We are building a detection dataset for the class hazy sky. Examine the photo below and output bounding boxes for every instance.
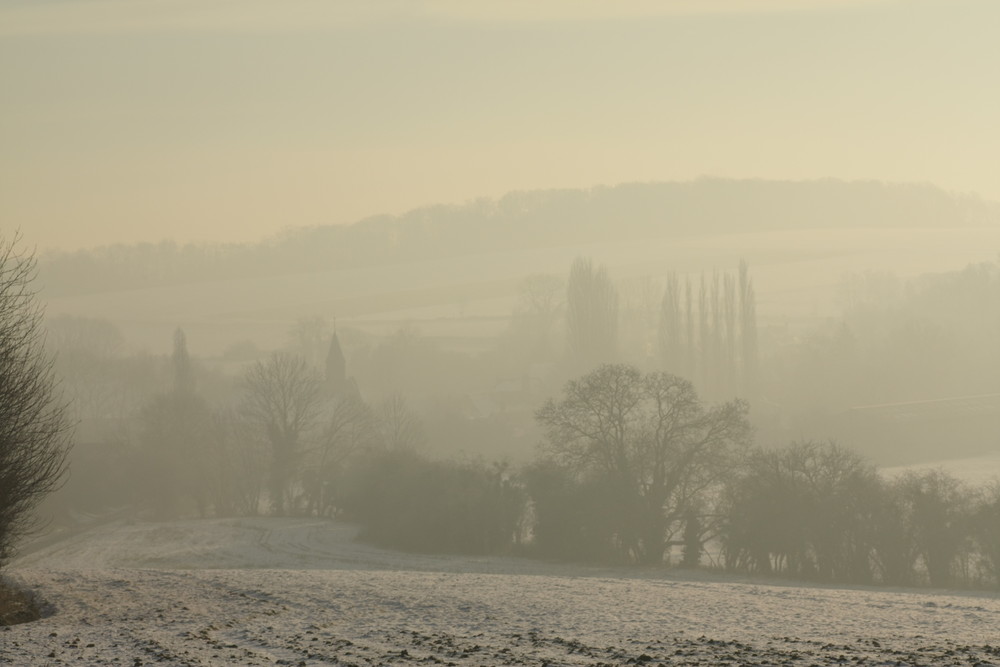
[2,0,998,252]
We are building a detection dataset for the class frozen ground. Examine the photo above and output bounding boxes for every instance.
[882,453,1000,486]
[6,518,1000,666]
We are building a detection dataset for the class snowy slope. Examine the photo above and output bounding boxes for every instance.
[5,518,1000,666]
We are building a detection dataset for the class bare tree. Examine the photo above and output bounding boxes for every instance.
[0,235,73,566]
[721,441,882,582]
[241,353,324,515]
[224,408,269,516]
[893,468,972,588]
[302,394,380,516]
[46,315,124,360]
[45,315,127,430]
[512,273,565,359]
[376,393,425,451]
[517,274,565,325]
[536,363,750,565]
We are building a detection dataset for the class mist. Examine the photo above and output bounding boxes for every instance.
[28,177,1000,572]
[3,0,1000,663]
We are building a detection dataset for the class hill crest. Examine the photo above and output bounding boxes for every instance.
[40,178,999,297]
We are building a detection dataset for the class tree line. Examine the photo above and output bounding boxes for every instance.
[39,179,995,297]
[562,256,759,403]
[130,336,1000,590]
[720,442,1000,587]
[343,365,1000,590]
[132,330,430,520]
[6,229,999,595]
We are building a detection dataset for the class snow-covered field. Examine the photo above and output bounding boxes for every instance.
[6,518,1000,666]
[882,453,1000,487]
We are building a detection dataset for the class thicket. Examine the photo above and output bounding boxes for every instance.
[519,437,1000,590]
[342,450,526,555]
[0,576,45,626]
[534,364,750,565]
[720,441,1000,588]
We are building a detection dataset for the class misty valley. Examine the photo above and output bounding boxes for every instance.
[8,0,1000,659]
[2,178,1000,665]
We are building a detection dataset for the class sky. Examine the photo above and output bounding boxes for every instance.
[2,0,998,253]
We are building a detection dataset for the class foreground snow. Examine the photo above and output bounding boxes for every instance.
[5,518,1000,666]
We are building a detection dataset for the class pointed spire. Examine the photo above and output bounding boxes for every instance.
[325,332,346,395]
[172,327,194,395]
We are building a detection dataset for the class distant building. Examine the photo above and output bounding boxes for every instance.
[325,332,359,398]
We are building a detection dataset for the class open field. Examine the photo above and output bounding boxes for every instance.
[882,452,1000,486]
[42,227,1000,356]
[6,517,1000,665]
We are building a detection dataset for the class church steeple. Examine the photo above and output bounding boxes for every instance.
[325,332,347,395]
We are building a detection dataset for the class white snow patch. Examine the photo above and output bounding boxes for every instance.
[6,517,1000,665]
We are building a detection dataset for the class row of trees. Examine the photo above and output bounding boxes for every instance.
[561,257,759,403]
[308,361,996,592]
[135,333,426,520]
[313,361,1000,590]
[721,442,1000,588]
[9,226,997,594]
[658,262,758,401]
[566,258,619,370]
[39,180,993,298]
[532,255,998,459]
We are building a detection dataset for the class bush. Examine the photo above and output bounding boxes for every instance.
[720,442,885,583]
[0,576,44,626]
[523,461,632,563]
[342,450,526,555]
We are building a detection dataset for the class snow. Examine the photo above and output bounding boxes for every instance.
[5,517,1000,665]
[882,452,1000,486]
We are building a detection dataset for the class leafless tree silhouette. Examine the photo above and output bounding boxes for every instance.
[0,234,72,566]
[241,353,324,515]
[536,364,749,565]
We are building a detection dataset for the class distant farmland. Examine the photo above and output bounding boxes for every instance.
[43,226,1000,356]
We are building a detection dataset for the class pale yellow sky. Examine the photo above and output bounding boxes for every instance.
[1,0,997,252]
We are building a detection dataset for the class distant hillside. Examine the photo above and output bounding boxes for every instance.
[39,179,999,297]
